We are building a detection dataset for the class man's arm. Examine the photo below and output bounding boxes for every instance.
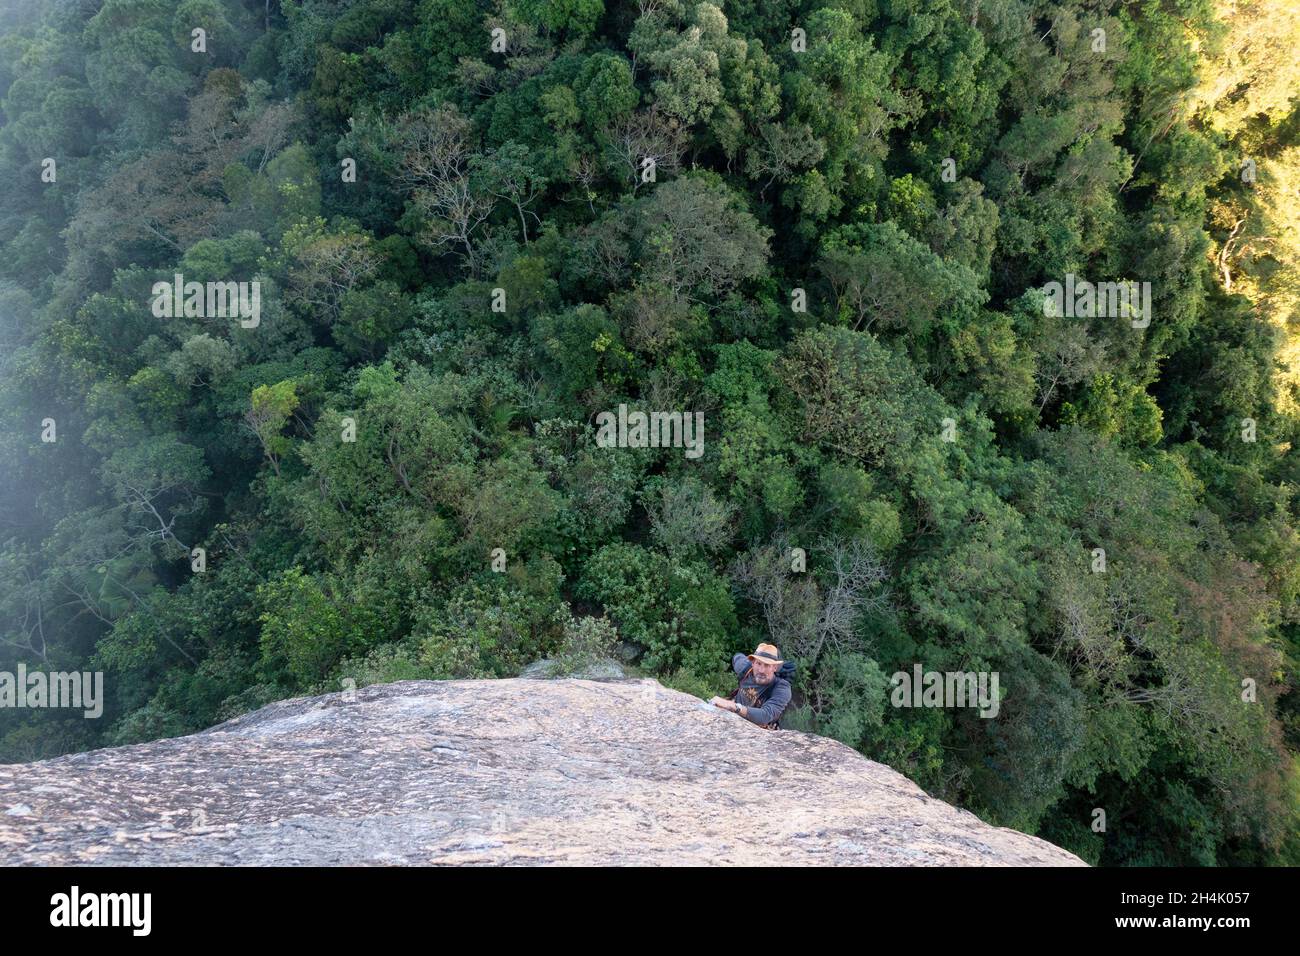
[740,680,791,725]
[732,653,750,676]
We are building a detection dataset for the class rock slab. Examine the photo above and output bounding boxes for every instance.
[0,678,1085,866]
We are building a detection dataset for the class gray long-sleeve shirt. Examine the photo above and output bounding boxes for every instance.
[731,653,791,726]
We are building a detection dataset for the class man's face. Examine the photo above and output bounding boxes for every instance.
[751,658,778,684]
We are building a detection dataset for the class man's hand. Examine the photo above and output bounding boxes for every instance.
[709,697,742,714]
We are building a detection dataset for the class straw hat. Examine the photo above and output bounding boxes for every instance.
[747,643,783,665]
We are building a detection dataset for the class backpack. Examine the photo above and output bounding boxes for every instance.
[730,659,796,729]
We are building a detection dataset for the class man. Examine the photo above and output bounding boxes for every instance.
[710,643,791,730]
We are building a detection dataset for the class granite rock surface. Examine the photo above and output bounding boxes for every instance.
[0,678,1086,866]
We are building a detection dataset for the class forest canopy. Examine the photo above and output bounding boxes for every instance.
[0,0,1298,866]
